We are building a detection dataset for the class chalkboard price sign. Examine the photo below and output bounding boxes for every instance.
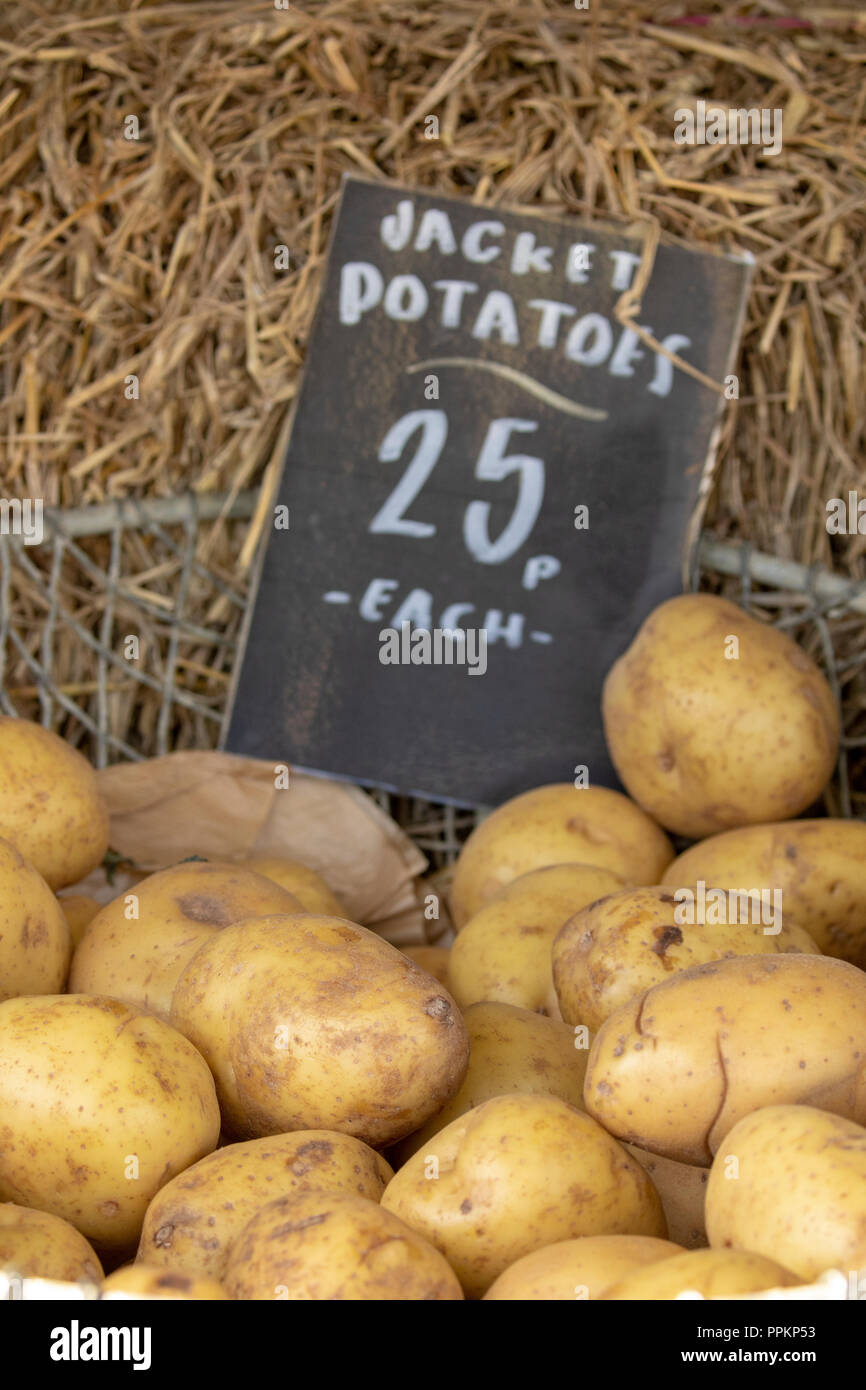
[224,176,751,806]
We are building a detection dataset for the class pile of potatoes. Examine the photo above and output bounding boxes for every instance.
[1,592,865,1301]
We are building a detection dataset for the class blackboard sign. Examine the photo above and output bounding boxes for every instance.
[224,176,751,806]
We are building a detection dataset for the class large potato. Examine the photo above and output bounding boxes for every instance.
[103,1265,228,1300]
[390,1001,589,1166]
[449,863,628,1016]
[0,1203,103,1285]
[601,1248,799,1300]
[0,994,220,1252]
[69,860,301,1020]
[661,820,866,967]
[170,914,469,1147]
[224,1191,463,1301]
[449,785,673,928]
[381,1094,666,1298]
[0,716,110,890]
[553,884,819,1031]
[484,1235,684,1300]
[625,1147,709,1250]
[240,855,346,917]
[138,1131,393,1280]
[602,594,839,839]
[0,837,71,1000]
[584,953,866,1165]
[706,1105,866,1282]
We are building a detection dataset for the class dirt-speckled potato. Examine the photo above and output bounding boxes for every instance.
[0,994,220,1252]
[138,1131,393,1280]
[102,1264,228,1300]
[0,1202,103,1285]
[0,716,110,891]
[584,953,866,1166]
[602,594,839,840]
[57,894,103,950]
[240,855,346,917]
[170,914,469,1147]
[484,1234,684,1300]
[601,1247,800,1300]
[449,785,673,928]
[381,1093,666,1299]
[553,885,819,1031]
[449,863,628,1016]
[224,1190,463,1301]
[0,837,71,1000]
[706,1105,866,1282]
[69,860,301,1020]
[661,820,866,968]
[390,1002,590,1166]
[400,944,451,988]
[625,1147,709,1250]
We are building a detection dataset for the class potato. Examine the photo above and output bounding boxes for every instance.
[0,837,71,1000]
[0,716,110,890]
[0,1202,103,1285]
[58,894,102,950]
[381,1094,666,1298]
[601,1247,800,1300]
[390,1001,590,1166]
[661,820,866,968]
[170,914,469,1147]
[138,1131,393,1280]
[625,1147,709,1250]
[553,884,819,1031]
[224,1191,463,1301]
[602,594,839,839]
[706,1105,866,1282]
[0,994,220,1252]
[449,785,673,928]
[449,863,628,1016]
[400,944,451,988]
[240,855,346,917]
[102,1264,228,1300]
[484,1235,684,1300]
[584,953,866,1166]
[69,859,301,1020]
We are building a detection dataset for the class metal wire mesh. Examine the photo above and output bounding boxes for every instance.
[1,492,863,867]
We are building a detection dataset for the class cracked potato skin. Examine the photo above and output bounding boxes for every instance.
[601,594,839,840]
[583,953,866,1166]
[169,913,469,1147]
[224,1190,463,1301]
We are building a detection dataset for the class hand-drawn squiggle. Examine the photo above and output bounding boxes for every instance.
[405,358,608,421]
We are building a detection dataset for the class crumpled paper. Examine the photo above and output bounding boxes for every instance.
[66,750,437,946]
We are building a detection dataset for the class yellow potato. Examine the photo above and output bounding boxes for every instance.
[381,1093,666,1299]
[553,884,819,1031]
[0,837,71,1000]
[58,894,103,950]
[400,944,451,988]
[449,863,628,1016]
[625,1147,709,1250]
[241,855,346,917]
[601,1247,800,1300]
[102,1264,228,1300]
[224,1191,463,1301]
[0,1202,103,1285]
[0,715,110,890]
[69,859,301,1020]
[662,820,866,968]
[390,1001,590,1166]
[170,914,469,1147]
[484,1235,684,1300]
[706,1105,866,1283]
[602,593,839,839]
[584,953,866,1166]
[0,994,220,1252]
[449,785,673,928]
[138,1131,393,1280]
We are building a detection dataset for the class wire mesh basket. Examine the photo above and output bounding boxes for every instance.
[1,492,864,870]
